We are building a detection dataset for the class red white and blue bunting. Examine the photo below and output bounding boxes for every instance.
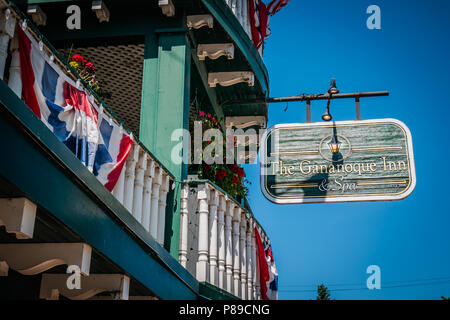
[17,26,132,192]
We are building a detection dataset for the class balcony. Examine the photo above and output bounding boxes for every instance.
[180,180,268,299]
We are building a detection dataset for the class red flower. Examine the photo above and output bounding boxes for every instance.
[85,61,95,72]
[215,169,227,181]
[229,165,237,174]
[72,54,85,63]
[207,113,211,119]
[229,164,242,176]
[199,111,205,117]
[232,175,239,184]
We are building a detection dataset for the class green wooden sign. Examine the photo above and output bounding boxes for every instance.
[260,119,416,204]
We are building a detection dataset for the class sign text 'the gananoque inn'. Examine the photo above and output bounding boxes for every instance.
[260,119,416,204]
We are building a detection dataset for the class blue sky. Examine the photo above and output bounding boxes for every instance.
[244,0,450,300]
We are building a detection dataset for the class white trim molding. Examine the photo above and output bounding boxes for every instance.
[226,116,267,129]
[208,72,254,88]
[197,43,234,61]
[40,274,130,300]
[0,198,36,239]
[26,5,47,26]
[187,14,213,29]
[0,243,92,276]
[91,0,110,23]
[159,0,175,17]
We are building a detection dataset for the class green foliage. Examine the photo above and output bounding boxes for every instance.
[316,284,332,300]
[188,110,248,200]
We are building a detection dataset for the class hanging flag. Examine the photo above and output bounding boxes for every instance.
[264,241,279,300]
[248,0,290,50]
[17,27,132,191]
[267,0,290,15]
[255,226,270,300]
[255,226,279,300]
[249,0,262,49]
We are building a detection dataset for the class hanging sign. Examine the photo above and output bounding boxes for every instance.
[260,119,416,204]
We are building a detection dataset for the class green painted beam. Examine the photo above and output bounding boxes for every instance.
[0,79,198,300]
[199,282,240,300]
[140,29,191,258]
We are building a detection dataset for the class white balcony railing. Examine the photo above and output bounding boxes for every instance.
[112,144,171,245]
[179,181,269,300]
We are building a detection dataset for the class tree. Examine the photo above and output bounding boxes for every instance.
[316,284,332,300]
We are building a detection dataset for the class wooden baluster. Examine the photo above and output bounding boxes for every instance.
[224,199,234,293]
[208,189,219,286]
[251,225,257,300]
[240,212,247,299]
[232,206,241,297]
[231,0,237,15]
[236,0,242,25]
[178,184,189,268]
[141,160,155,231]
[150,167,162,239]
[7,36,21,97]
[217,194,226,289]
[196,183,209,282]
[157,174,169,246]
[246,219,253,299]
[242,0,248,36]
[132,150,147,222]
[123,145,139,213]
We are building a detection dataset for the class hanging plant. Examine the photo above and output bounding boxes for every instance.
[69,54,111,100]
[189,109,249,200]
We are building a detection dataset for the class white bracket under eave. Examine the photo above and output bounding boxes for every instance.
[225,116,267,129]
[0,243,92,276]
[186,14,214,29]
[0,198,37,239]
[208,72,254,88]
[159,0,175,17]
[40,274,130,300]
[197,43,234,61]
[26,5,47,26]
[92,0,110,23]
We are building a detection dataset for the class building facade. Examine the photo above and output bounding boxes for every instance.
[0,0,274,300]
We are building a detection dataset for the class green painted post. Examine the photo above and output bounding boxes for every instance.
[140,30,191,259]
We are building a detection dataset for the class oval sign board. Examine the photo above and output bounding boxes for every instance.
[260,119,416,204]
